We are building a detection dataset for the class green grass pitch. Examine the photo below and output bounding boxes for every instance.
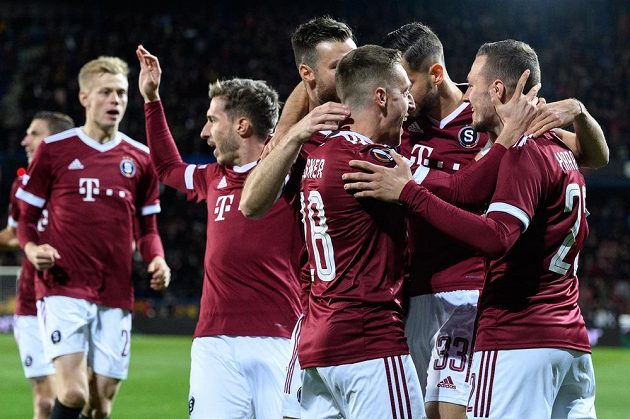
[0,334,629,418]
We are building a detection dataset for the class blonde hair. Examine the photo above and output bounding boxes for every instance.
[78,56,129,92]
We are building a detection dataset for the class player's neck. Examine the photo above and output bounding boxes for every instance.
[430,78,464,121]
[347,110,399,147]
[82,123,118,144]
[234,137,265,167]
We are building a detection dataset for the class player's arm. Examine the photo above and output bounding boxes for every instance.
[137,45,192,193]
[239,102,349,219]
[15,144,60,270]
[261,82,310,159]
[528,98,608,168]
[134,214,170,290]
[345,70,540,206]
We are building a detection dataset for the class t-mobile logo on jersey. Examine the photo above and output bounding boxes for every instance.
[409,144,434,167]
[214,195,234,221]
[79,178,100,202]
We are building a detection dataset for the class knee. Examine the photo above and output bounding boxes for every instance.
[34,394,55,417]
[91,401,112,419]
[58,386,89,408]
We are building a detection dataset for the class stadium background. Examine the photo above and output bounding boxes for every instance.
[0,0,628,416]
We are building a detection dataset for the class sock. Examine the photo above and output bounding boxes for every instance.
[49,398,83,419]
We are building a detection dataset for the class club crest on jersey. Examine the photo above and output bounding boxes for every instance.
[51,330,61,344]
[25,355,33,367]
[369,147,396,167]
[458,126,480,149]
[119,158,136,178]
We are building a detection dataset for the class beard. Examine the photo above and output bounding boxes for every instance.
[316,85,340,105]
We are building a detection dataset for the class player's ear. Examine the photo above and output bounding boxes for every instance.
[375,86,387,109]
[429,63,444,86]
[79,90,89,108]
[299,64,315,83]
[235,117,252,137]
[493,80,507,102]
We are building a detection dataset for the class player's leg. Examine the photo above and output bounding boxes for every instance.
[466,348,573,418]
[300,367,343,419]
[405,294,446,395]
[14,314,56,418]
[237,336,291,419]
[89,305,132,418]
[550,351,596,419]
[188,336,253,419]
[425,290,478,419]
[38,297,91,418]
[283,315,304,419]
[322,354,426,419]
[29,376,55,419]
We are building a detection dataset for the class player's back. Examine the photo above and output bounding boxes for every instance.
[298,131,408,368]
[477,131,590,353]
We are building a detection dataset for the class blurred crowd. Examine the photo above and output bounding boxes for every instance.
[0,0,628,327]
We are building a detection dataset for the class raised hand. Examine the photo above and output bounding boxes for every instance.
[527,99,583,137]
[136,44,162,102]
[491,69,541,147]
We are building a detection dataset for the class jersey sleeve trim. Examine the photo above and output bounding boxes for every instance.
[7,216,17,228]
[141,203,162,216]
[184,164,196,190]
[16,188,46,208]
[487,202,530,231]
[412,163,430,184]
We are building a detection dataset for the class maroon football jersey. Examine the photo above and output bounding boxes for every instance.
[477,132,590,352]
[9,176,40,316]
[145,101,301,339]
[16,128,160,310]
[401,103,489,295]
[298,130,409,368]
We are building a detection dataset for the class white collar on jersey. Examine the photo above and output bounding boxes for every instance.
[325,130,374,144]
[76,128,122,152]
[427,102,470,130]
[232,160,257,173]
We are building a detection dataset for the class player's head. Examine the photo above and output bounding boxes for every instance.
[291,16,356,104]
[78,56,129,134]
[382,22,444,114]
[336,45,415,146]
[21,111,74,164]
[201,78,279,166]
[464,39,540,132]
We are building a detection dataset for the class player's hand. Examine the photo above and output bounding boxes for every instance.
[343,150,412,203]
[136,45,162,103]
[491,69,541,148]
[527,98,582,137]
[148,256,171,291]
[283,102,349,145]
[24,242,60,271]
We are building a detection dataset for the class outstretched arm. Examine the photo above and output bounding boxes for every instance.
[528,99,608,168]
[137,45,191,192]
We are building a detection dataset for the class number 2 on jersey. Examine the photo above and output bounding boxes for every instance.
[300,191,336,281]
[549,183,586,275]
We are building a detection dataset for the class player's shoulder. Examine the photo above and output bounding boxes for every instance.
[43,128,79,146]
[119,133,150,154]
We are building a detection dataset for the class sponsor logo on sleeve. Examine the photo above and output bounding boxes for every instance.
[369,147,396,167]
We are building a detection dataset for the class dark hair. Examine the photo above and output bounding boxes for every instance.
[382,22,444,72]
[291,16,354,68]
[336,45,402,108]
[208,78,279,137]
[476,40,541,95]
[32,111,74,134]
